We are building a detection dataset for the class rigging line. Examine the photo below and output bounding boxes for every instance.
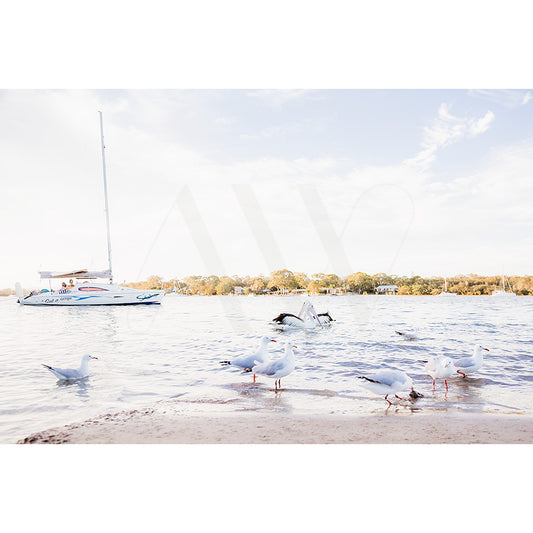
[135,195,179,281]
[336,182,416,273]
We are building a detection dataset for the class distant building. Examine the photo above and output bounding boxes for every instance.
[375,284,399,295]
[325,287,342,295]
[233,286,245,295]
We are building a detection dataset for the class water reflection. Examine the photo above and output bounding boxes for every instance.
[57,378,91,400]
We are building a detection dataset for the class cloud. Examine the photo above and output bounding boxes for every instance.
[404,103,494,170]
[468,89,532,109]
[239,121,306,141]
[469,110,495,135]
[213,116,236,126]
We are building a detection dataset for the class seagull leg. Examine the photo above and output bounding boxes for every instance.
[457,370,466,378]
[432,379,436,390]
[279,379,281,390]
[253,374,256,383]
[395,394,404,400]
[385,395,392,406]
[445,379,448,391]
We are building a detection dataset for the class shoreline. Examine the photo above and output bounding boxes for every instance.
[18,407,533,444]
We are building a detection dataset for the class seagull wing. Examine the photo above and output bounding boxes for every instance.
[372,371,397,386]
[231,354,256,368]
[372,369,409,387]
[253,359,283,376]
[265,358,286,375]
[454,357,475,368]
[359,376,382,384]
[252,360,268,373]
[43,364,82,380]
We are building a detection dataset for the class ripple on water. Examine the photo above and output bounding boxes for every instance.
[1,294,532,442]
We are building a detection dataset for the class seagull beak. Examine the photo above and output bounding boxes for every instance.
[484,348,489,352]
[271,339,277,343]
[292,345,297,349]
[92,356,99,360]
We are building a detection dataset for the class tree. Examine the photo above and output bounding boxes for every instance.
[322,273,342,288]
[123,272,533,297]
[398,285,411,295]
[146,275,163,289]
[346,272,374,293]
[293,272,310,290]
[185,276,204,295]
[268,270,298,292]
[411,283,430,295]
[250,277,267,293]
[307,279,324,294]
[203,275,219,295]
[372,273,395,287]
[216,277,234,295]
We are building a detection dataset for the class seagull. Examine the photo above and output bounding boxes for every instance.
[252,342,296,390]
[454,345,489,377]
[42,354,98,381]
[220,336,277,382]
[272,299,334,329]
[421,355,457,391]
[395,330,418,341]
[358,369,413,406]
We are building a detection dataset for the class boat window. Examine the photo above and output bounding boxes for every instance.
[78,286,108,291]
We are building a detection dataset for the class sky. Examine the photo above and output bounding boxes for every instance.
[1,88,533,287]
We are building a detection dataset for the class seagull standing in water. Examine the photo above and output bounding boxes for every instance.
[454,345,489,377]
[42,354,98,381]
[421,355,457,391]
[220,336,277,383]
[252,342,296,390]
[358,369,413,406]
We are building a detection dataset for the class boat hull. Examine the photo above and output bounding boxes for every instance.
[18,283,165,306]
[491,291,517,297]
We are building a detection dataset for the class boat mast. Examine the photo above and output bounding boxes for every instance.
[99,111,113,284]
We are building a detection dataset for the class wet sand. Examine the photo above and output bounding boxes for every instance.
[18,405,533,444]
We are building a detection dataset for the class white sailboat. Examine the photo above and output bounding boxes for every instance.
[491,274,516,297]
[16,112,165,306]
[437,277,457,297]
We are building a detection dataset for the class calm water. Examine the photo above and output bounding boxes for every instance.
[1,294,532,443]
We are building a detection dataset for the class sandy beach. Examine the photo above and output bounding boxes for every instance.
[18,403,533,444]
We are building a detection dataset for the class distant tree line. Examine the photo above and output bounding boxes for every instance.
[123,270,533,296]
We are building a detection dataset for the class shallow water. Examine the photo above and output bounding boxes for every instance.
[1,294,532,443]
